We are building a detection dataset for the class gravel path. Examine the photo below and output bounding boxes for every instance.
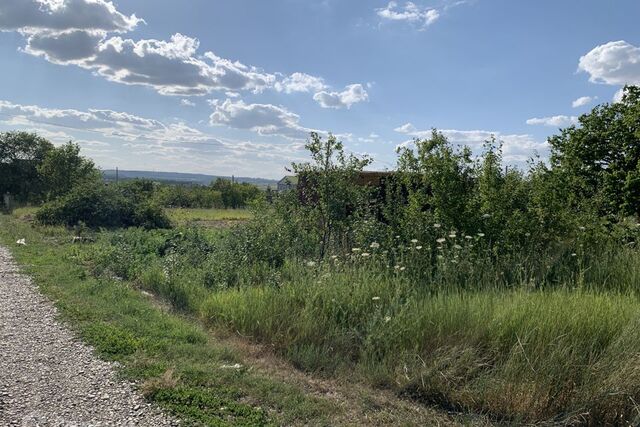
[0,246,178,426]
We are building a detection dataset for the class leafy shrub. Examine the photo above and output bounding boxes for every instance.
[36,181,171,229]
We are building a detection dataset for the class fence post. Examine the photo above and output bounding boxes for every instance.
[3,193,13,214]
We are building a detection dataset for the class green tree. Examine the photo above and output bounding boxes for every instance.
[549,85,640,217]
[0,131,54,201]
[38,142,99,200]
[396,130,476,237]
[292,132,372,256]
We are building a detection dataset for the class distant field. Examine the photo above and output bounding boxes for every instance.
[9,207,252,226]
[11,206,39,219]
[166,208,252,224]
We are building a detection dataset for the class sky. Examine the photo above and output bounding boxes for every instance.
[0,0,639,179]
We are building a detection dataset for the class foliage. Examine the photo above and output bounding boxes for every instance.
[36,181,171,229]
[0,131,54,202]
[38,142,100,200]
[155,184,224,209]
[210,178,262,209]
[549,85,640,218]
[291,132,372,257]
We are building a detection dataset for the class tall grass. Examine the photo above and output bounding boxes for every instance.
[83,227,640,423]
[199,264,640,423]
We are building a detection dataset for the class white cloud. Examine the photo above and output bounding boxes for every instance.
[526,115,578,127]
[275,72,327,93]
[0,0,142,34]
[578,41,640,86]
[572,96,597,108]
[394,124,548,164]
[376,1,440,29]
[394,122,417,133]
[180,99,196,107]
[2,0,370,107]
[613,88,625,103]
[209,99,317,140]
[0,99,308,177]
[24,30,104,63]
[313,84,369,109]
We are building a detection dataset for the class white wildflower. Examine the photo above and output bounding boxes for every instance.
[415,246,423,250]
[436,238,446,244]
[306,261,316,267]
[400,266,406,271]
[372,296,381,301]
[454,244,462,250]
[352,248,361,252]
[16,238,26,246]
[433,223,441,228]
[370,242,380,249]
[220,363,243,369]
[482,213,491,219]
[477,233,485,237]
[448,233,457,238]
[465,235,472,240]
[384,316,392,323]
[411,239,418,244]
[361,252,370,258]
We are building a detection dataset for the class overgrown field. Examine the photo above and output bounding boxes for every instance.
[55,221,640,425]
[1,216,473,426]
[166,208,252,225]
[4,88,640,424]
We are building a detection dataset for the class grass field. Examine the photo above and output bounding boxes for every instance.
[10,206,39,218]
[166,208,252,225]
[9,206,252,227]
[0,215,475,426]
[73,223,640,424]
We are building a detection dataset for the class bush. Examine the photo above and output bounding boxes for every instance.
[36,181,171,229]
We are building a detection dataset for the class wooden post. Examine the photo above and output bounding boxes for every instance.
[3,193,13,213]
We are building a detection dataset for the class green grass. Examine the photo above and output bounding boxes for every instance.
[8,213,640,424]
[10,206,39,218]
[0,216,334,426]
[166,208,253,224]
[79,225,640,424]
[202,274,640,423]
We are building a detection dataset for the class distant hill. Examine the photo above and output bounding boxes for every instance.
[102,170,278,189]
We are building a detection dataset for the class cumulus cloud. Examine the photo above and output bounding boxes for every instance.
[526,115,578,127]
[394,123,548,164]
[275,72,327,93]
[2,0,370,107]
[209,99,316,140]
[376,1,440,29]
[0,0,142,34]
[578,41,640,86]
[180,99,196,107]
[313,84,369,109]
[0,99,309,177]
[24,30,104,63]
[394,122,417,133]
[613,88,625,103]
[572,96,597,108]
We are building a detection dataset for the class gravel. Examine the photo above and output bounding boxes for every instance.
[0,246,178,426]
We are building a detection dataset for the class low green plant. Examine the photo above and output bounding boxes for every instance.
[36,181,171,229]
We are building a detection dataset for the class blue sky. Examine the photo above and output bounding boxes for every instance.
[1,0,639,178]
